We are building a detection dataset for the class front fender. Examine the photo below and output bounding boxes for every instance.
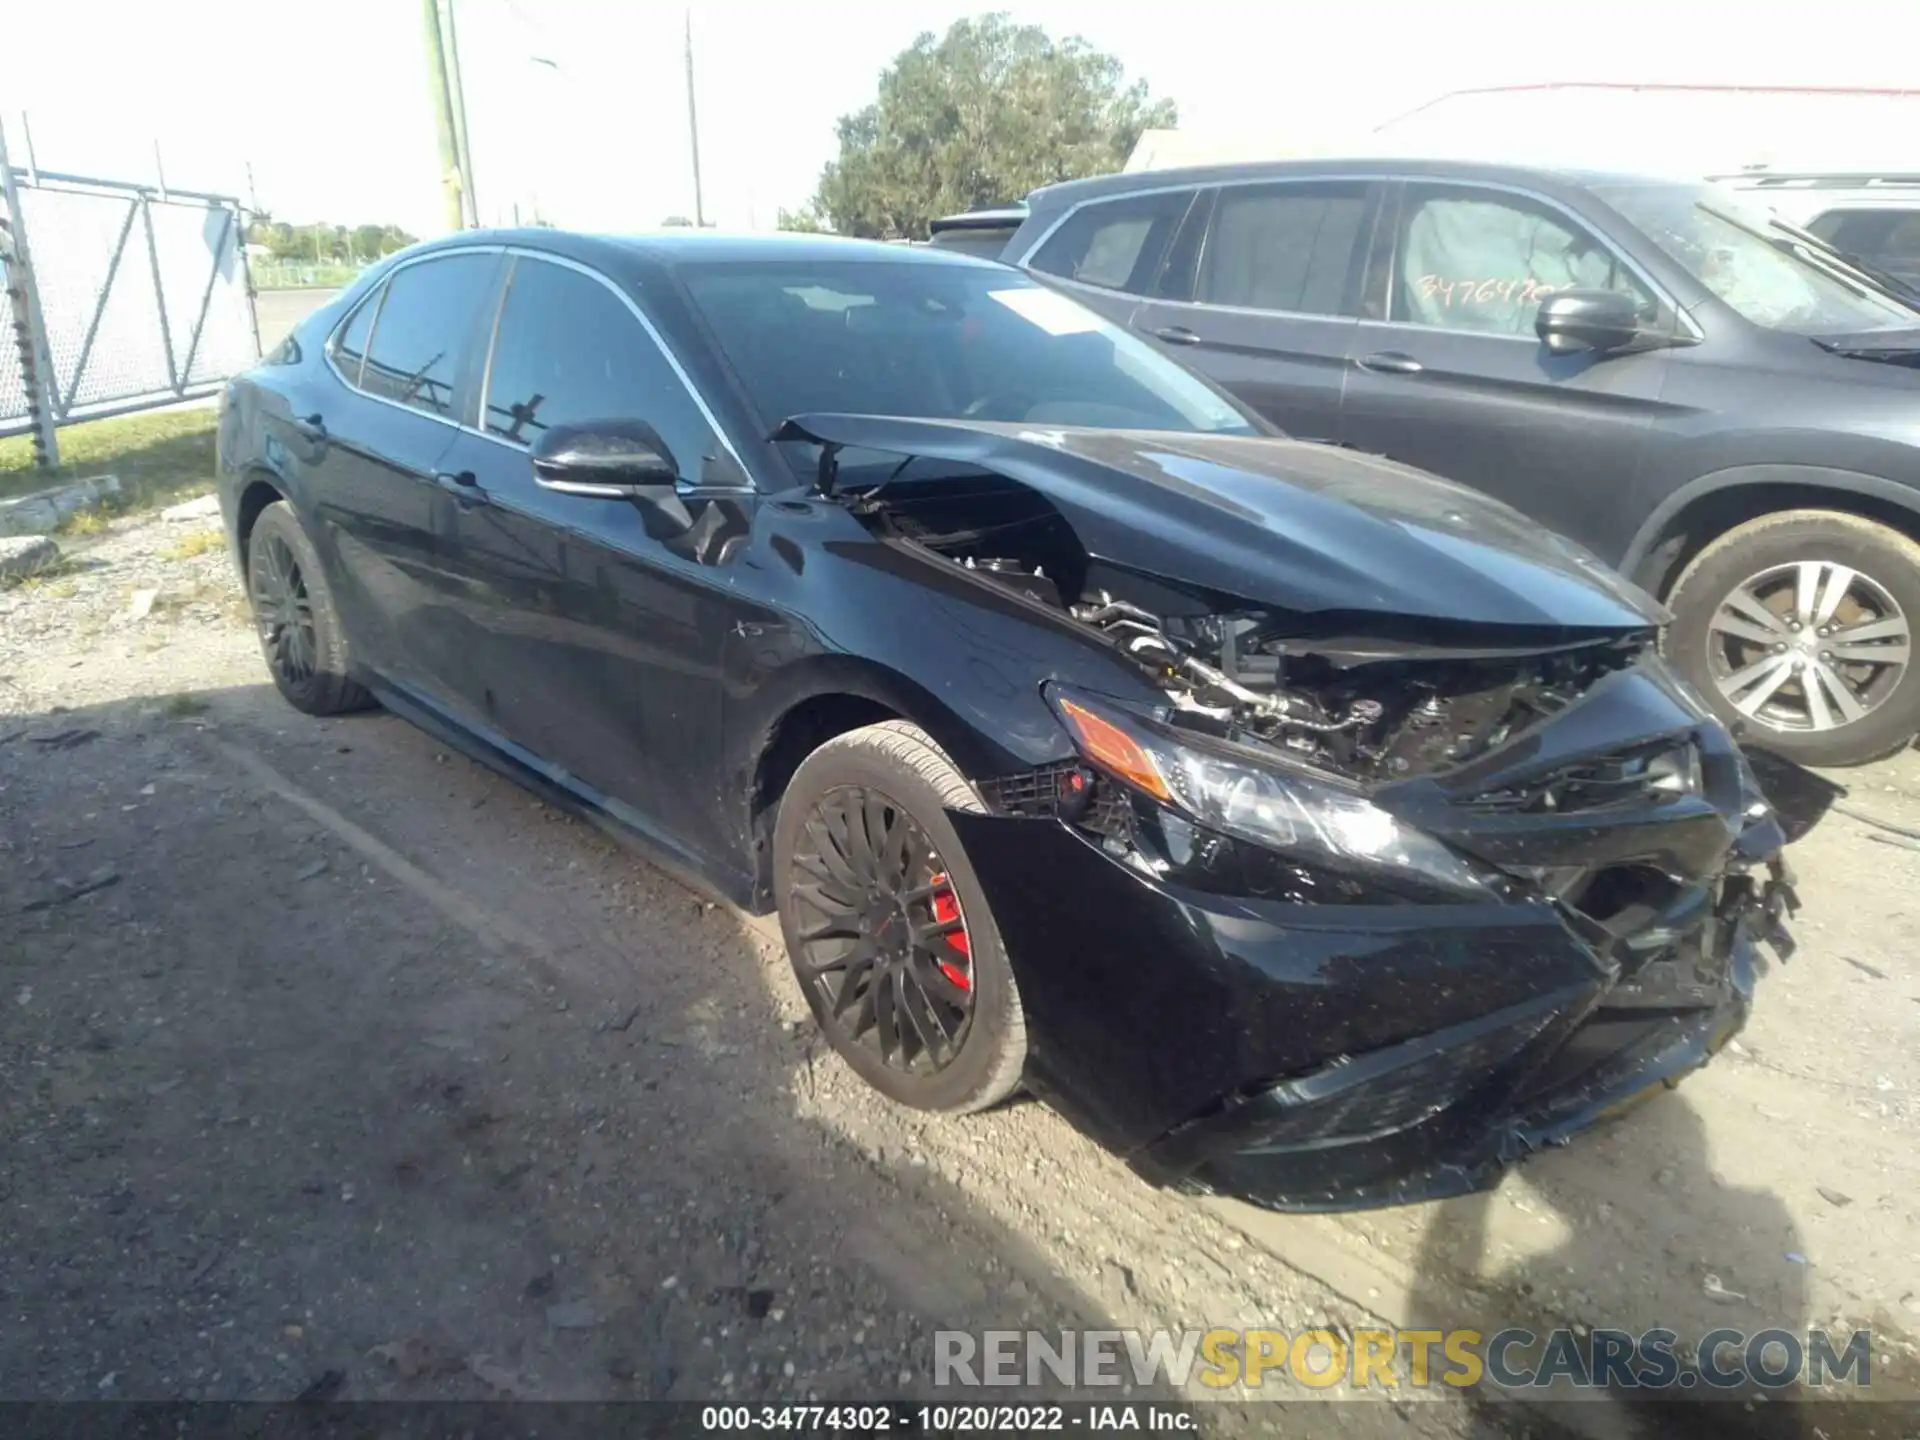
[1623,462,1920,587]
[715,507,1164,904]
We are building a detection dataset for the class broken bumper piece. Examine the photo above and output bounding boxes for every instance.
[950,662,1799,1213]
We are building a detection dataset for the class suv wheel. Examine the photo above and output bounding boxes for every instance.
[1665,509,1918,767]
[772,721,1026,1114]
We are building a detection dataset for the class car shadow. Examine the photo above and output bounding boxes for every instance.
[1401,1088,1907,1438]
[1742,750,1845,844]
[0,685,1160,1410]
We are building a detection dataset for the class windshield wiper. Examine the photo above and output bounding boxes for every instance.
[1762,215,1920,308]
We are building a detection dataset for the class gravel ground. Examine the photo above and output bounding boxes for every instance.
[0,509,1506,1435]
[2,506,1915,1438]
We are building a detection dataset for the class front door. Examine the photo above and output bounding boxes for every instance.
[1126,179,1381,443]
[1340,182,1677,556]
[435,253,750,871]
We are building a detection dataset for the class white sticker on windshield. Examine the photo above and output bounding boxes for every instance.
[988,287,1103,336]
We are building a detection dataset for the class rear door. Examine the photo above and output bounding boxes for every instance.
[1125,179,1382,442]
[310,249,502,699]
[1340,182,1677,553]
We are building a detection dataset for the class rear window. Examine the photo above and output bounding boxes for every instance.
[1028,190,1196,294]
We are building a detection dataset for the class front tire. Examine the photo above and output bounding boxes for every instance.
[246,500,374,716]
[1665,509,1919,767]
[772,721,1026,1114]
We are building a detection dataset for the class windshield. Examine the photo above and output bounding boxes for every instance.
[1598,183,1920,334]
[682,261,1256,468]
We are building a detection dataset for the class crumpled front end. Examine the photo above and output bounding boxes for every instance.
[953,654,1798,1213]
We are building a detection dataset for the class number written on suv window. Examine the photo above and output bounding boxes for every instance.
[1392,189,1650,336]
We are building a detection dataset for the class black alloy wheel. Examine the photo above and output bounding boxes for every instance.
[252,531,317,687]
[789,785,976,1074]
[773,721,1027,1113]
[245,499,375,716]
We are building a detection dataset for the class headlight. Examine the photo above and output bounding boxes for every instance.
[1047,686,1489,897]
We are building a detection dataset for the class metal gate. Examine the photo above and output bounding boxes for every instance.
[1,126,260,461]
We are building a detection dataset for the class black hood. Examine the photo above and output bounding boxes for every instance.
[776,415,1664,635]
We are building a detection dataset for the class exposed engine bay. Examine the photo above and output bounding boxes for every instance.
[849,472,1647,783]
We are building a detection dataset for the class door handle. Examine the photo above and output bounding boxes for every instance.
[1356,351,1424,375]
[434,470,487,506]
[1151,325,1202,346]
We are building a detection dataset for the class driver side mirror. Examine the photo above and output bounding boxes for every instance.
[1535,289,1649,356]
[531,420,679,497]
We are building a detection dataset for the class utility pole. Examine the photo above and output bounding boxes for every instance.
[422,0,466,232]
[684,9,705,228]
[442,0,480,228]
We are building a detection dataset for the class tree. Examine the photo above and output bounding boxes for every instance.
[803,13,1174,240]
[776,204,829,234]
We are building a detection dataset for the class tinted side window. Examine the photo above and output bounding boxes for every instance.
[1196,183,1370,315]
[482,257,717,475]
[328,284,384,386]
[1809,208,1920,275]
[360,253,494,418]
[1392,187,1651,336]
[1029,190,1195,293]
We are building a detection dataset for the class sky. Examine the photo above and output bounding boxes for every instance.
[5,0,1915,239]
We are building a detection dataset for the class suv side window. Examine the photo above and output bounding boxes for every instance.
[328,284,385,387]
[1808,208,1920,281]
[358,252,495,418]
[481,255,717,477]
[1029,190,1196,294]
[1196,182,1371,315]
[1392,186,1651,336]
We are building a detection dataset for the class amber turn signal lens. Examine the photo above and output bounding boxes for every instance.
[1056,697,1171,801]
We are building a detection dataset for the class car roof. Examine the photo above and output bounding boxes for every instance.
[1021,156,1693,211]
[406,228,1007,285]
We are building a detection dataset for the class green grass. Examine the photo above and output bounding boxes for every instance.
[0,407,218,514]
[252,259,365,290]
[161,527,224,560]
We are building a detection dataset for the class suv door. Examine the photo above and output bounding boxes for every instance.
[428,252,750,872]
[1341,182,1679,555]
[1126,179,1381,442]
[311,249,503,700]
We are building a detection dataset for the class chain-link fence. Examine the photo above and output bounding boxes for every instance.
[1,139,259,461]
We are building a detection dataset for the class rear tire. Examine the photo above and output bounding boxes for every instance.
[246,500,375,716]
[772,721,1026,1114]
[1664,510,1920,768]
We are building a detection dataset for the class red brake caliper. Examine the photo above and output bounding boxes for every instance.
[927,872,972,992]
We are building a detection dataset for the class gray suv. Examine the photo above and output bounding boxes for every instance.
[988,158,1920,767]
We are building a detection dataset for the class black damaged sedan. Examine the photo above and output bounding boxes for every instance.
[217,232,1796,1211]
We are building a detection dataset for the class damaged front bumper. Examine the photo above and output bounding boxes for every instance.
[951,662,1799,1212]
